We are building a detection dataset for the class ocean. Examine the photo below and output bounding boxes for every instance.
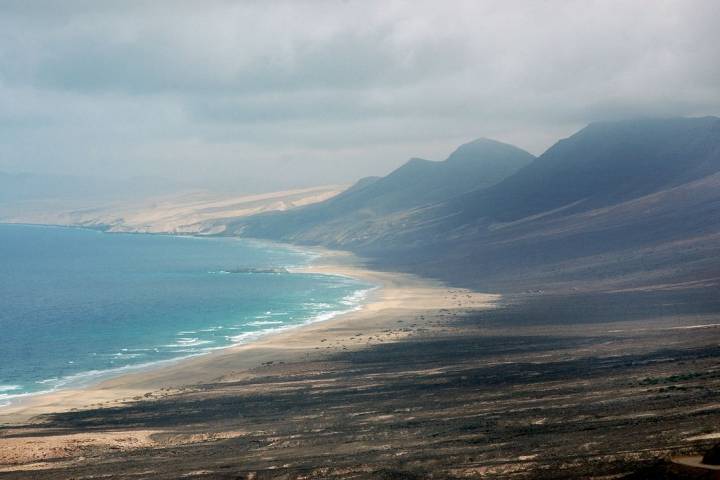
[0,224,372,407]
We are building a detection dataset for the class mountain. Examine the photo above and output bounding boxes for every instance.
[0,172,187,225]
[449,116,720,223]
[228,138,535,241]
[230,117,720,294]
[0,172,179,204]
[362,117,720,291]
[364,138,537,212]
[0,172,102,203]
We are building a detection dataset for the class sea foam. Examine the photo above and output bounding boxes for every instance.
[0,223,375,408]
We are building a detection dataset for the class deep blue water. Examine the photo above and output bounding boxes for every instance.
[0,224,371,406]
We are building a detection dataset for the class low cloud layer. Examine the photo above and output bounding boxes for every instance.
[1,0,719,191]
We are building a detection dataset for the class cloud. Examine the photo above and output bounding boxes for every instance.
[0,0,718,190]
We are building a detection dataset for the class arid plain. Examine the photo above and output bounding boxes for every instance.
[1,249,719,479]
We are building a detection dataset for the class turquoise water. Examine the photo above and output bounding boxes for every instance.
[0,224,372,406]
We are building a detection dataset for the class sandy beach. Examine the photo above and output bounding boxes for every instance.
[0,248,499,425]
[2,250,720,478]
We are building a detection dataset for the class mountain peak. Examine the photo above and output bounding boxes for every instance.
[446,138,534,166]
[232,136,535,241]
[457,115,720,222]
[405,157,433,166]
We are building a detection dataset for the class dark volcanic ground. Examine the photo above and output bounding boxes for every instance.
[2,288,720,479]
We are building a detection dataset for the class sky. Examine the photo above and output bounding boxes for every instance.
[1,0,719,192]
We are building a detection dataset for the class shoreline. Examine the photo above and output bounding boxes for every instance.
[3,245,715,478]
[0,225,357,410]
[0,230,362,411]
[0,245,500,424]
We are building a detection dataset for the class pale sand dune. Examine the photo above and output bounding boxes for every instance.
[0,249,499,424]
[93,185,346,234]
[3,185,345,234]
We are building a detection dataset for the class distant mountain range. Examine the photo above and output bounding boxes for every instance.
[0,177,344,234]
[8,117,717,294]
[226,138,534,244]
[0,172,187,225]
[228,117,720,293]
[451,116,720,222]
[0,172,179,204]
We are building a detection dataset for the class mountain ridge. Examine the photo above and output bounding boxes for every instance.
[228,116,720,293]
[227,137,535,241]
[449,116,720,223]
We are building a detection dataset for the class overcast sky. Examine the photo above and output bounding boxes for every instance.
[1,0,719,192]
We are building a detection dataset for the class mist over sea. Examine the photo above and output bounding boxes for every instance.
[0,224,372,406]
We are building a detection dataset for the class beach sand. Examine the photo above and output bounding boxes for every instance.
[3,251,720,478]
[0,248,498,424]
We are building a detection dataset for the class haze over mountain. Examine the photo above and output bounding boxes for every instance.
[0,172,176,203]
[3,3,720,478]
[2,2,719,191]
[0,172,185,221]
[229,117,720,292]
[451,116,720,222]
[21,116,714,296]
[227,139,533,241]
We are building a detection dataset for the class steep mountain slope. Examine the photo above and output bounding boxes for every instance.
[229,138,534,241]
[451,116,720,223]
[379,170,720,291]
[364,117,720,291]
[231,117,720,293]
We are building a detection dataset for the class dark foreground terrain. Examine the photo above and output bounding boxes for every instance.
[2,286,720,479]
